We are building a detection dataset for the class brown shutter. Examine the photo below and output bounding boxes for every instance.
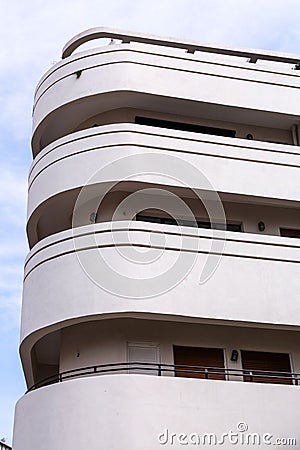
[241,351,292,384]
[173,346,225,380]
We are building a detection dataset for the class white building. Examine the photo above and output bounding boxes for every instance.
[13,28,300,449]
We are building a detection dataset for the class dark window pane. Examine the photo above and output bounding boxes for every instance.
[135,116,236,138]
[280,228,300,238]
[136,215,242,232]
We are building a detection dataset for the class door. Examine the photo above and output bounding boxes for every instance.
[173,346,225,380]
[241,350,292,384]
[127,343,160,375]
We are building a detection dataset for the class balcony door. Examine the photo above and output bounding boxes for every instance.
[241,350,292,384]
[127,343,160,375]
[173,346,225,380]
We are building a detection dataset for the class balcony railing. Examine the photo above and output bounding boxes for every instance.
[62,27,300,66]
[27,362,300,393]
[0,442,12,450]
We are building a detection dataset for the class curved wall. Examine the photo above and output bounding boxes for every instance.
[27,124,300,241]
[21,221,300,365]
[13,374,300,450]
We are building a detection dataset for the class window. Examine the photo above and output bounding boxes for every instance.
[136,214,242,232]
[173,346,225,380]
[241,350,292,385]
[196,221,242,232]
[280,228,300,238]
[135,116,236,138]
[127,343,160,375]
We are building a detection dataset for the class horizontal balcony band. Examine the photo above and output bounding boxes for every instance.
[30,124,300,183]
[27,124,300,230]
[34,44,299,110]
[27,361,300,392]
[20,221,300,360]
[24,222,300,279]
[36,42,300,107]
[13,374,300,450]
[32,45,300,154]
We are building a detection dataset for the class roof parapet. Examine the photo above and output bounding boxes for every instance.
[62,26,300,67]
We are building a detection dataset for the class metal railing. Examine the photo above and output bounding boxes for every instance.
[62,27,300,65]
[0,442,12,450]
[27,362,300,393]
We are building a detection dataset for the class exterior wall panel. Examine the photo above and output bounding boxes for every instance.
[13,375,300,450]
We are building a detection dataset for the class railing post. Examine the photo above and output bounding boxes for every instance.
[205,368,208,379]
[0,444,12,450]
[158,363,162,376]
[249,371,253,382]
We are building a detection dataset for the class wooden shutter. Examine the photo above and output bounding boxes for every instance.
[241,350,292,384]
[173,346,225,380]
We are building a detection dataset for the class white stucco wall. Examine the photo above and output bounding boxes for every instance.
[27,124,300,226]
[13,375,300,450]
[74,107,294,144]
[58,318,300,375]
[21,222,300,360]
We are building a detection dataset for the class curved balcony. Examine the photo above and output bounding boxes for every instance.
[27,124,300,246]
[21,221,300,381]
[13,374,300,450]
[27,361,300,392]
[32,34,300,154]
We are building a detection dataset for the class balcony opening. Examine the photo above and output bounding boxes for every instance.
[280,228,300,238]
[31,331,61,388]
[241,350,292,385]
[135,116,236,138]
[136,214,242,232]
[173,346,225,380]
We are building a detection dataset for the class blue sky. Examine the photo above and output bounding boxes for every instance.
[1,0,300,444]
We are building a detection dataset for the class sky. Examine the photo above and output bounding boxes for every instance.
[1,0,300,444]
